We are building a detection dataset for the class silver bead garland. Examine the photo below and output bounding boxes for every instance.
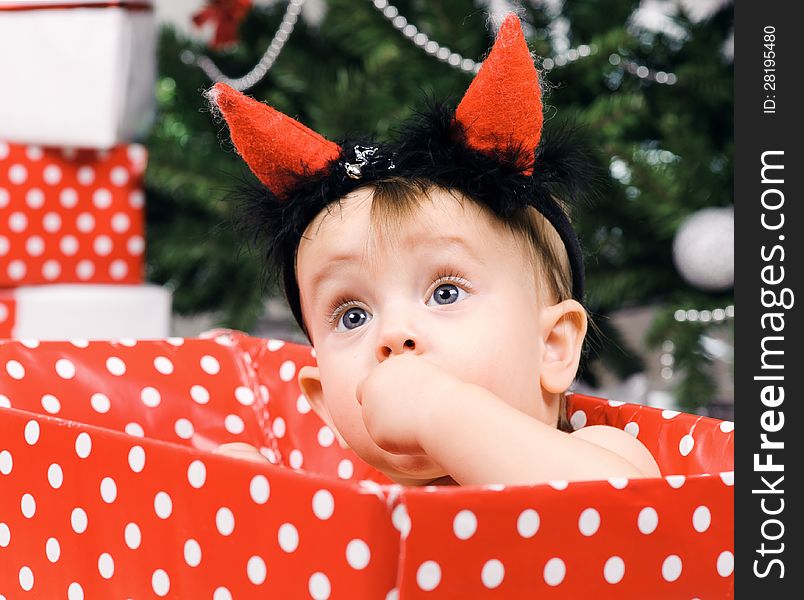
[184,0,679,91]
[541,43,596,70]
[372,1,676,85]
[182,0,306,92]
[661,304,734,380]
[370,0,481,73]
[674,305,734,323]
[608,52,677,85]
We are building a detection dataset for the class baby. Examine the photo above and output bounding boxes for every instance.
[211,15,660,486]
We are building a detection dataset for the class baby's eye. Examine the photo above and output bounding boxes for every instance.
[427,283,468,306]
[337,306,372,331]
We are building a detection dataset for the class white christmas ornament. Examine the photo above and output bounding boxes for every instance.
[672,207,734,291]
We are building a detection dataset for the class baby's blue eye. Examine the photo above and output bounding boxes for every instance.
[430,283,462,305]
[339,307,370,331]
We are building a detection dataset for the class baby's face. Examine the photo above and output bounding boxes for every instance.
[296,187,555,484]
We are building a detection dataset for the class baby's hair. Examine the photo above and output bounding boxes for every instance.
[357,176,576,432]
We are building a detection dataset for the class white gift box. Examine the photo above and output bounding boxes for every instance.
[0,1,157,148]
[0,283,171,339]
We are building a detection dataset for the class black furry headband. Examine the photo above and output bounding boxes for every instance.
[209,15,602,340]
[226,102,599,339]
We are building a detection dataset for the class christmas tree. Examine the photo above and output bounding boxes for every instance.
[147,0,733,412]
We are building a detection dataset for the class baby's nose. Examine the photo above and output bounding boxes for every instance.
[377,335,417,361]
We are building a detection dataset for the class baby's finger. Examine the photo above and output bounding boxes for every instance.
[213,442,268,464]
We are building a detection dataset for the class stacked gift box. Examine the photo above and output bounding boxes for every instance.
[0,0,170,339]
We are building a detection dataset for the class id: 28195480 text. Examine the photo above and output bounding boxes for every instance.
[763,25,777,115]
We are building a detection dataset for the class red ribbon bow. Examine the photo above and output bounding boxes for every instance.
[192,0,253,49]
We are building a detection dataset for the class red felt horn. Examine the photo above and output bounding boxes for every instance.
[208,83,342,198]
[455,14,543,175]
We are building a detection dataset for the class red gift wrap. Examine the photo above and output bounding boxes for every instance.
[0,141,146,286]
[0,331,734,598]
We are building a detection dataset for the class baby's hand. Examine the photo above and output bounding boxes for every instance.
[356,354,462,455]
[213,442,269,464]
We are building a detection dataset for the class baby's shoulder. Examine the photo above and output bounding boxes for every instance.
[570,425,661,478]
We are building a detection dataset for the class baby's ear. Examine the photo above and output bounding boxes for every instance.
[539,299,588,394]
[298,365,350,449]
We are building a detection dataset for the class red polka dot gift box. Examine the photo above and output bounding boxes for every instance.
[0,141,146,287]
[0,1,155,148]
[0,331,734,598]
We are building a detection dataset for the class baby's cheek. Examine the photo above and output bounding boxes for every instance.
[451,341,509,386]
[328,393,368,445]
[458,349,539,407]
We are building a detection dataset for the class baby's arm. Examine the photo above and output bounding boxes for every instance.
[357,354,660,486]
[418,382,660,486]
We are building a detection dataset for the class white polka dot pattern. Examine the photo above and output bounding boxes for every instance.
[154,491,173,519]
[24,420,39,444]
[75,432,92,458]
[608,477,629,490]
[337,459,354,480]
[100,477,117,503]
[21,493,36,518]
[0,143,145,289]
[18,565,34,591]
[67,582,83,600]
[277,522,299,552]
[175,418,194,439]
[481,558,505,589]
[184,539,202,567]
[213,586,232,600]
[0,334,734,597]
[604,556,625,584]
[247,555,267,584]
[308,572,331,599]
[187,460,206,488]
[391,503,411,539]
[47,463,63,488]
[693,505,711,532]
[661,554,683,582]
[216,507,235,536]
[638,507,659,535]
[569,409,587,430]
[152,569,170,596]
[244,473,268,504]
[91,393,111,414]
[125,422,145,437]
[70,508,87,534]
[346,539,371,570]
[416,560,441,591]
[46,537,61,563]
[517,509,540,538]
[41,393,61,414]
[452,509,477,540]
[578,508,601,536]
[543,557,566,586]
[125,523,141,550]
[312,489,335,520]
[717,551,734,577]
